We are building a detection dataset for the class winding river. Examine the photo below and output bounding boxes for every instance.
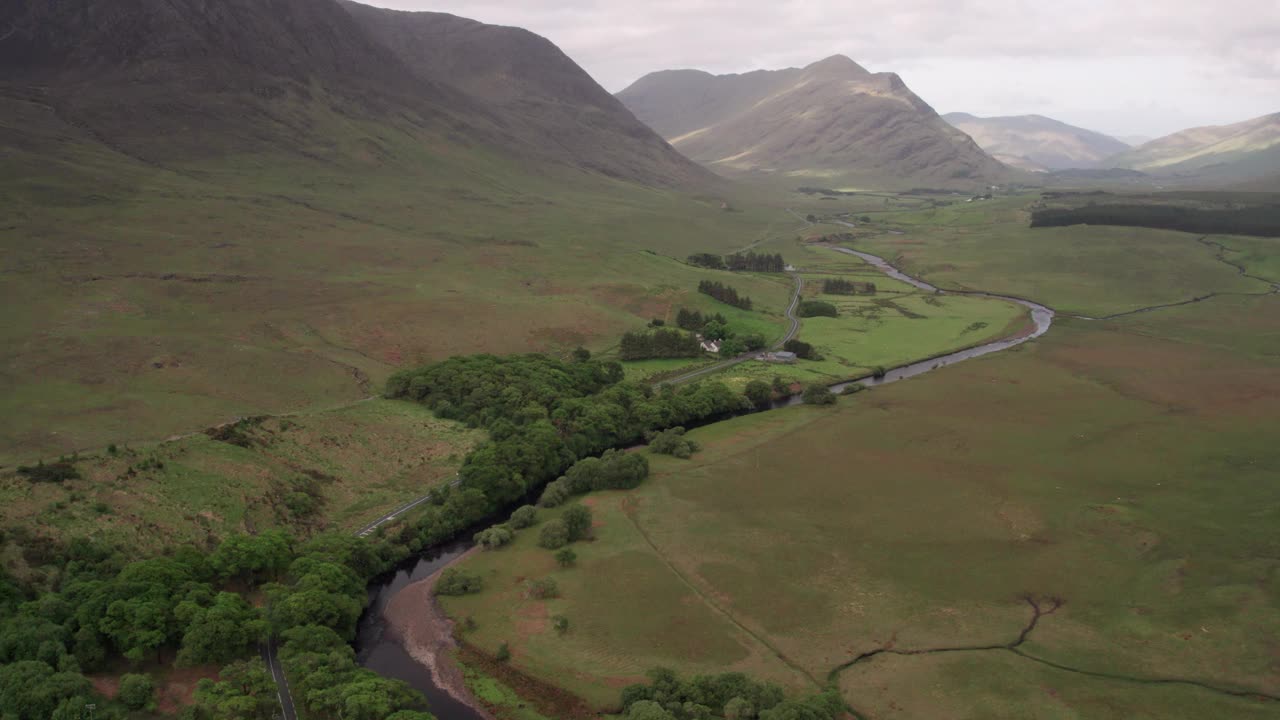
[353,246,1056,720]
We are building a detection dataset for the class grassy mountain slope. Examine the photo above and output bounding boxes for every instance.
[0,0,778,464]
[943,112,1130,171]
[617,55,1010,186]
[1111,112,1280,181]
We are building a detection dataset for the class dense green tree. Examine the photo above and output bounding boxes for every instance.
[538,479,571,508]
[474,525,514,550]
[555,548,577,567]
[648,427,700,459]
[175,592,266,666]
[796,300,838,318]
[118,673,155,711]
[538,519,570,550]
[509,505,538,529]
[193,660,278,720]
[802,384,836,406]
[0,661,94,720]
[744,381,773,409]
[209,530,292,584]
[562,505,593,542]
[434,569,484,596]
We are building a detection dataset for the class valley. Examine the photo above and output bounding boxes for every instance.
[1,3,1277,720]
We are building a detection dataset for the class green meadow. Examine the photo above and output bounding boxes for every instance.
[441,202,1280,719]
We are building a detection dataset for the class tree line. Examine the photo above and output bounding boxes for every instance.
[621,667,844,720]
[620,328,703,361]
[687,252,786,273]
[797,300,838,318]
[1030,203,1280,237]
[698,280,753,310]
[822,278,876,295]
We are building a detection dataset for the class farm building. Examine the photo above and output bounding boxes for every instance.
[761,351,797,364]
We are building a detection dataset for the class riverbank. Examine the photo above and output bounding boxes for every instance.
[383,547,498,720]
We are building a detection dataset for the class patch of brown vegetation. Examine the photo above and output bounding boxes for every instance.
[457,641,600,720]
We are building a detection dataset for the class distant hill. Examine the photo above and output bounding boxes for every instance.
[1110,112,1280,182]
[0,0,710,188]
[617,55,1009,186]
[943,113,1130,171]
[1118,135,1153,147]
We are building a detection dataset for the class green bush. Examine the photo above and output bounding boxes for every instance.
[474,525,514,550]
[802,384,836,406]
[552,615,570,635]
[841,383,866,395]
[797,300,838,318]
[119,673,155,711]
[435,569,484,596]
[509,505,538,528]
[16,461,80,483]
[555,548,577,568]
[495,642,511,662]
[744,380,773,409]
[538,519,570,549]
[647,427,701,459]
[526,577,559,599]
[563,505,593,542]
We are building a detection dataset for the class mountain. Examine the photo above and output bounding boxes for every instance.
[942,112,1130,171]
[617,55,1009,186]
[1110,112,1280,182]
[1118,135,1153,147]
[0,0,710,188]
[337,2,711,187]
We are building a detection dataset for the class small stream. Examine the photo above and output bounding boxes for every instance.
[353,246,1055,719]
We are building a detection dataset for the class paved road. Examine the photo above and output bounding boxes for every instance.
[660,272,804,386]
[261,638,298,720]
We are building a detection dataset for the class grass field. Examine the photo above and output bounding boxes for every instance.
[0,399,482,557]
[442,277,1280,717]
[0,93,805,465]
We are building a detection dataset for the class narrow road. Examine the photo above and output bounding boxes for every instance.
[265,473,464,715]
[659,272,804,386]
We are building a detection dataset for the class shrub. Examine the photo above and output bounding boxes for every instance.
[435,569,484,596]
[797,300,838,318]
[119,673,155,711]
[538,519,570,549]
[526,577,559,599]
[744,380,773,409]
[509,505,538,529]
[871,365,887,379]
[802,383,836,406]
[783,339,822,360]
[538,479,571,508]
[495,642,511,662]
[841,383,866,395]
[552,615,570,635]
[555,548,577,567]
[647,427,700,459]
[16,461,80,483]
[563,504,593,542]
[474,525,514,550]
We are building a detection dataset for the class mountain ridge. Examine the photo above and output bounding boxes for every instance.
[942,112,1131,171]
[617,55,1009,185]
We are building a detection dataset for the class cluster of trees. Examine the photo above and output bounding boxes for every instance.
[647,427,701,459]
[622,668,845,720]
[782,339,821,361]
[620,328,703,361]
[822,278,875,295]
[675,308,727,332]
[0,525,432,720]
[698,281,753,310]
[687,253,727,269]
[1030,203,1280,237]
[797,300,838,318]
[539,450,650,508]
[724,252,786,273]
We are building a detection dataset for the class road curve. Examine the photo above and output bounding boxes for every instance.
[660,272,804,386]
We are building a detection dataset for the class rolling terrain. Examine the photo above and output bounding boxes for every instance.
[943,112,1131,171]
[616,56,1010,186]
[1111,111,1280,182]
[0,0,764,464]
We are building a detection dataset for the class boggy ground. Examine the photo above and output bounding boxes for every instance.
[441,285,1280,718]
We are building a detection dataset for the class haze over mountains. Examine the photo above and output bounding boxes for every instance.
[617,55,1009,186]
[1111,111,1280,182]
[942,113,1131,172]
[0,0,709,188]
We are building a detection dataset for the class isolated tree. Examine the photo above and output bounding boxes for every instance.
[555,548,577,568]
[802,383,836,406]
[538,519,570,550]
[562,504,593,542]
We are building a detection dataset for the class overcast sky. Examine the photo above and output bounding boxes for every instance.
[368,0,1279,139]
